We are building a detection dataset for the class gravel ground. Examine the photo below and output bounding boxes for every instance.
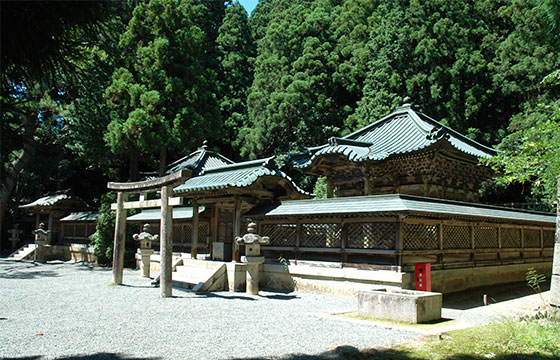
[0,260,419,360]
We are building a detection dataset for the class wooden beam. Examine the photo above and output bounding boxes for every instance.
[107,169,191,193]
[160,186,173,298]
[112,192,127,285]
[110,197,183,210]
[232,197,241,262]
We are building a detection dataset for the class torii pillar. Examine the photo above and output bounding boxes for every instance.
[108,170,190,297]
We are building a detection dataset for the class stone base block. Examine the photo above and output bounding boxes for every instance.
[358,288,442,324]
[550,275,560,307]
[226,262,247,292]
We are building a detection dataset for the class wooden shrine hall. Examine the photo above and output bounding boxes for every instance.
[109,101,556,296]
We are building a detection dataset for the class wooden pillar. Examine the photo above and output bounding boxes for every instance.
[160,185,173,298]
[364,176,370,196]
[112,192,128,285]
[210,206,219,259]
[232,197,241,262]
[35,213,40,230]
[191,199,199,259]
[327,179,334,198]
[47,211,54,243]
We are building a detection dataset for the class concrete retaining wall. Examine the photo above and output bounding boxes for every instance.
[401,262,552,294]
[39,244,96,263]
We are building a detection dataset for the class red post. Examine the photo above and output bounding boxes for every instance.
[415,263,432,291]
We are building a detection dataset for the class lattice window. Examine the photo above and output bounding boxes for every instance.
[403,223,438,250]
[524,229,541,248]
[262,224,297,246]
[346,223,396,249]
[501,227,521,248]
[301,223,341,248]
[443,225,471,249]
[474,225,498,248]
[173,223,192,244]
[543,230,556,247]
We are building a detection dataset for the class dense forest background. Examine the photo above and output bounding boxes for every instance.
[1,0,559,249]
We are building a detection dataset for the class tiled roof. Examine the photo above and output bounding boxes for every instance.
[246,194,556,224]
[174,157,311,196]
[60,212,99,222]
[292,103,497,168]
[127,206,205,221]
[19,193,71,208]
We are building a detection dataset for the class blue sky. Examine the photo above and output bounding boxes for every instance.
[237,0,258,15]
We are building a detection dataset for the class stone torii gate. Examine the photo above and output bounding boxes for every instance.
[108,170,190,298]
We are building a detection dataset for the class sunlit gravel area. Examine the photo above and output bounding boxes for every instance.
[0,259,419,360]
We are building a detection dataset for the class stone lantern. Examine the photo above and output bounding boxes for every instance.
[235,222,269,295]
[8,224,23,251]
[33,222,51,262]
[133,223,158,278]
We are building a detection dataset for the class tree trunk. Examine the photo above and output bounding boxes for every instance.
[0,110,37,250]
[129,148,140,181]
[159,145,167,177]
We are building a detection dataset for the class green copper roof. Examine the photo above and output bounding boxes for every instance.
[291,103,497,168]
[127,206,205,221]
[246,194,555,224]
[174,157,311,196]
[60,212,99,222]
[142,142,234,179]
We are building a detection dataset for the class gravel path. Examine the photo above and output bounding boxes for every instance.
[0,260,419,360]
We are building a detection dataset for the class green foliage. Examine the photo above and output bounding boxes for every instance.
[105,0,224,177]
[90,193,138,267]
[313,177,328,199]
[526,267,546,295]
[406,318,560,359]
[217,1,256,158]
[486,71,560,203]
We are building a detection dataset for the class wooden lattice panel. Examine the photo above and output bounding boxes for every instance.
[442,225,470,249]
[474,225,498,248]
[301,223,341,248]
[75,224,86,237]
[262,224,297,246]
[501,227,521,248]
[346,223,396,249]
[403,223,438,250]
[543,230,556,247]
[173,223,192,243]
[523,229,541,248]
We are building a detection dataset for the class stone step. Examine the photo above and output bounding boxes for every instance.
[172,263,227,293]
[7,244,36,261]
[180,258,226,269]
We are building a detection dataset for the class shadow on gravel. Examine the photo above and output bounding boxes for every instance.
[2,354,161,360]
[234,345,560,360]
[194,292,258,301]
[443,281,551,311]
[0,262,61,280]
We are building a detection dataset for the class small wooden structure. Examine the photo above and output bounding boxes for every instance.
[19,191,90,243]
[59,212,99,244]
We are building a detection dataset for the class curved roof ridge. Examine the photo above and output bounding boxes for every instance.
[413,110,497,155]
[201,156,275,175]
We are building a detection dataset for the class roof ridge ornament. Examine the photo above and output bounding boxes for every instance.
[199,140,208,150]
[328,137,338,146]
[426,126,450,141]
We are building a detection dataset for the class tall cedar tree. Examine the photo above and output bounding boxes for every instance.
[104,0,225,180]
[217,1,256,160]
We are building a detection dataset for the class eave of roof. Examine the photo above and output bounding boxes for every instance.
[293,103,497,169]
[60,212,99,222]
[174,157,311,197]
[246,194,556,224]
[127,206,205,221]
[20,193,84,209]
